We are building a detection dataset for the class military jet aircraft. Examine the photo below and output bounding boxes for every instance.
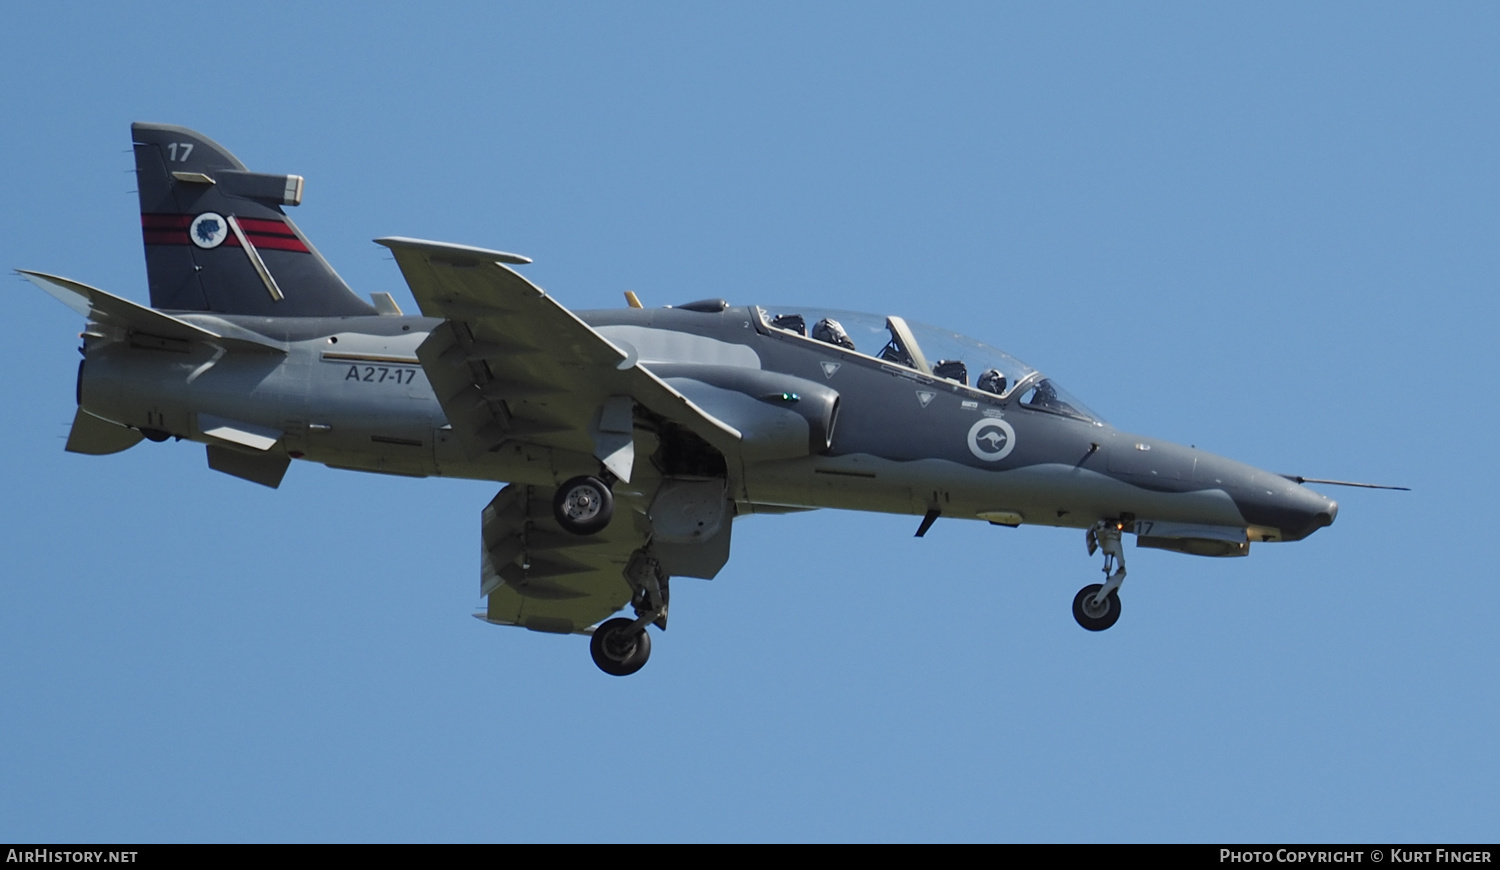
[23,123,1393,676]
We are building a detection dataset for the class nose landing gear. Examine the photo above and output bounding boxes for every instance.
[1074,520,1126,631]
[1073,583,1121,631]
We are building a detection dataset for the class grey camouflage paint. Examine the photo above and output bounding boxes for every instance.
[29,123,1342,652]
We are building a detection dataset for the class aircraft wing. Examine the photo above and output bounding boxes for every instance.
[375,237,740,480]
[478,482,642,634]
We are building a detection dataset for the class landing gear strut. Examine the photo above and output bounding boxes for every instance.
[1074,520,1126,631]
[588,551,670,676]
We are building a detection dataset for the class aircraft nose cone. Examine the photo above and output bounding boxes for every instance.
[1282,487,1339,541]
[1228,471,1341,542]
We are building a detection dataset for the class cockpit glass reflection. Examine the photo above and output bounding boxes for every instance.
[758,306,1105,424]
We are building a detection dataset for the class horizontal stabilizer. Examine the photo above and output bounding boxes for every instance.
[65,409,143,455]
[19,271,284,354]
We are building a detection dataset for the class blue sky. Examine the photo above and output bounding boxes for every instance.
[2,2,1496,842]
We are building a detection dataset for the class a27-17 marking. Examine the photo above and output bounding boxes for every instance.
[345,365,417,384]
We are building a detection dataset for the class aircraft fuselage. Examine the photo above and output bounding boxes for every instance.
[77,303,1337,548]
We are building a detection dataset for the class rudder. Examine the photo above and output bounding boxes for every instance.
[133,122,375,317]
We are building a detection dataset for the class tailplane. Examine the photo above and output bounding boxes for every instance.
[132,122,375,317]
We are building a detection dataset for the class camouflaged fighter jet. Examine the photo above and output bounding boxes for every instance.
[23,123,1393,676]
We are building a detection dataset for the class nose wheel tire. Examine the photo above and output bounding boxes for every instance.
[1072,583,1122,631]
[553,476,614,535]
[590,617,652,676]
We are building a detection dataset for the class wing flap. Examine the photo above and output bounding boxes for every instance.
[479,483,640,634]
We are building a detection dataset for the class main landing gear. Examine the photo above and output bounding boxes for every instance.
[553,475,614,535]
[1074,520,1126,631]
[590,617,652,676]
[588,552,670,677]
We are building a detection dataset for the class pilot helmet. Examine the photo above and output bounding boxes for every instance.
[812,318,855,350]
[977,369,1007,395]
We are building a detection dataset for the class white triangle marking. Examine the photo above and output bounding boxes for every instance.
[820,361,841,379]
[916,390,935,407]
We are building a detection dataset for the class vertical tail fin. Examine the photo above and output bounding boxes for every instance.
[132,122,376,317]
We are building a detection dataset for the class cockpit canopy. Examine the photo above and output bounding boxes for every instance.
[757,306,1105,425]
